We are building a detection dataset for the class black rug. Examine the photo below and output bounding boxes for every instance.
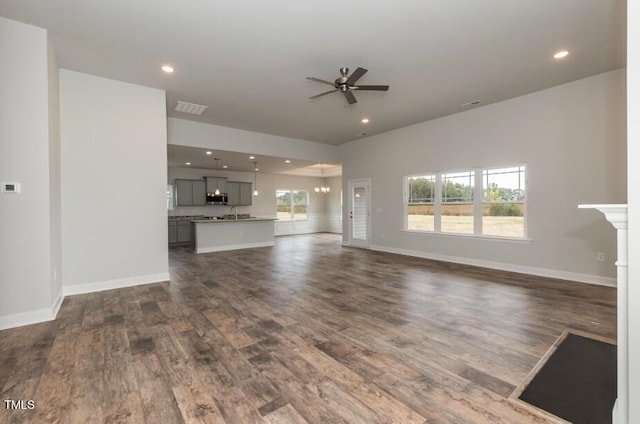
[519,333,616,424]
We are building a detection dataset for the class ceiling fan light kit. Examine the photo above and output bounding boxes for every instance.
[307,67,389,105]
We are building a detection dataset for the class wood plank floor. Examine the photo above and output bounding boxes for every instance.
[0,233,616,423]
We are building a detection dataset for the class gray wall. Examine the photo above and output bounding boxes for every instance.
[627,2,639,420]
[0,17,58,328]
[60,70,169,294]
[340,69,626,284]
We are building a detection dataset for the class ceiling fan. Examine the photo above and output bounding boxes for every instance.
[306,67,389,105]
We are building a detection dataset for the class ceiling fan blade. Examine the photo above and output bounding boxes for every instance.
[306,76,335,86]
[352,85,389,91]
[346,67,368,85]
[343,91,357,104]
[309,89,337,99]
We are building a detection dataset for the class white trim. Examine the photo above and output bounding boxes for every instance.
[370,244,616,287]
[195,241,274,254]
[0,300,59,331]
[401,229,533,243]
[52,289,63,318]
[63,272,170,296]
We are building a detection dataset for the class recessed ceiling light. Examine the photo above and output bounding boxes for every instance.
[249,156,255,160]
[223,165,228,169]
[185,162,191,165]
[285,160,291,163]
[162,65,174,73]
[205,151,212,155]
[553,50,569,59]
[254,168,259,171]
[361,118,369,124]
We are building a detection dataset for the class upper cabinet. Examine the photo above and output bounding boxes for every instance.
[227,181,253,206]
[205,177,228,194]
[174,179,206,206]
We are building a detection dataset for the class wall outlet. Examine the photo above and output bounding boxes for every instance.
[596,252,605,262]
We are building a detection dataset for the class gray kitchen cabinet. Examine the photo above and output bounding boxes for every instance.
[205,177,228,194]
[168,221,178,243]
[239,182,253,205]
[174,179,206,206]
[192,180,206,205]
[227,181,253,206]
[169,219,192,245]
[177,221,191,243]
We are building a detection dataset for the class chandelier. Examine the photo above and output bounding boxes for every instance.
[314,163,330,194]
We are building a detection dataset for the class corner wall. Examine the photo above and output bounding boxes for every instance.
[60,70,169,295]
[0,17,57,328]
[340,69,626,285]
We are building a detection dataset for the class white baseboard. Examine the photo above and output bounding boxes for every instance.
[370,244,616,287]
[52,289,63,318]
[195,241,274,254]
[0,273,170,331]
[0,300,59,331]
[63,272,170,296]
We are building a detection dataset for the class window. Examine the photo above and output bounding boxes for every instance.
[407,175,435,231]
[441,171,474,234]
[405,165,526,238]
[276,189,309,221]
[482,166,525,238]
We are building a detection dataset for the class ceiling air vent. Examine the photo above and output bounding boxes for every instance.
[175,101,208,115]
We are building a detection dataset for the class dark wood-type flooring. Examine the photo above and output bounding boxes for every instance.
[0,233,616,423]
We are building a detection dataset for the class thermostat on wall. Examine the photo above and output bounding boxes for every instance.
[1,182,21,193]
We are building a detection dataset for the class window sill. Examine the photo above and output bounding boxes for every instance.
[401,229,533,243]
[276,219,309,222]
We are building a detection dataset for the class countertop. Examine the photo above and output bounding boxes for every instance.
[191,217,277,223]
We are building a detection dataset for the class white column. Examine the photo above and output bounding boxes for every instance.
[579,204,628,424]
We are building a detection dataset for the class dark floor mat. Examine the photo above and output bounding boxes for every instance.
[519,333,616,424]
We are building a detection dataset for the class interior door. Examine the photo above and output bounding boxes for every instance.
[349,179,371,248]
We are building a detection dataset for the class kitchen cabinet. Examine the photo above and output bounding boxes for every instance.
[205,177,228,194]
[168,221,178,243]
[227,181,253,206]
[174,179,206,206]
[177,221,191,243]
[169,220,191,245]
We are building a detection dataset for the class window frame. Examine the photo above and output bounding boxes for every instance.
[404,165,528,240]
[276,189,310,221]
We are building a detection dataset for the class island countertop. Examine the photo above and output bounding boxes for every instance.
[190,217,277,223]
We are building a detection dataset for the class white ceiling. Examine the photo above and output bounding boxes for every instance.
[0,1,626,145]
[167,145,341,176]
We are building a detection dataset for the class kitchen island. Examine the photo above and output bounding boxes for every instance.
[191,217,277,254]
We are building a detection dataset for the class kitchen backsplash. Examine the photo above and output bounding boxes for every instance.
[168,204,252,217]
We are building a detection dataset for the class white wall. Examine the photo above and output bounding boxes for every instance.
[47,35,62,309]
[60,70,169,295]
[325,176,343,233]
[627,0,639,420]
[0,17,58,328]
[340,69,626,285]
[168,118,340,165]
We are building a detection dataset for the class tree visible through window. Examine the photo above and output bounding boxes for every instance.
[405,165,526,238]
[276,189,309,220]
[482,166,525,237]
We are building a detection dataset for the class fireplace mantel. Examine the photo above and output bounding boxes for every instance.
[579,204,628,424]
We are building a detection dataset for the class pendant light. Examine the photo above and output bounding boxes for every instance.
[214,158,221,195]
[314,163,330,194]
[253,161,259,196]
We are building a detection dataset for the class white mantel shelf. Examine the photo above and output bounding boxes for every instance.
[579,204,628,424]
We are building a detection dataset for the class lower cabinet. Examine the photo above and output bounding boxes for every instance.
[169,220,191,245]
